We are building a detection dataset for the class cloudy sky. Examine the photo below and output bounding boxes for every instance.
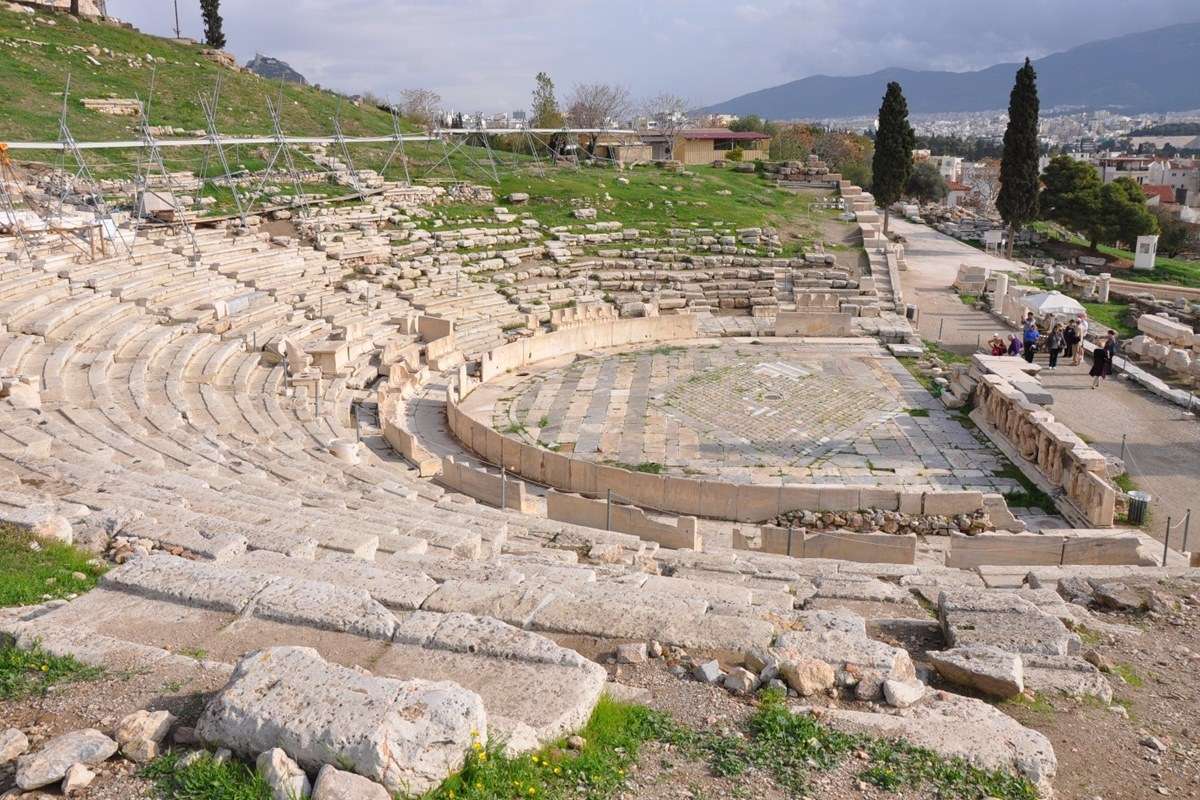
[110,0,1198,112]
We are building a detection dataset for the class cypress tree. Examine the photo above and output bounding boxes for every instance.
[200,0,226,50]
[870,82,915,235]
[997,58,1040,258]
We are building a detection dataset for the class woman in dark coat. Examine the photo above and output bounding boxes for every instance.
[1063,320,1079,361]
[1090,329,1118,388]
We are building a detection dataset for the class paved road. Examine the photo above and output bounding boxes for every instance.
[891,217,1200,543]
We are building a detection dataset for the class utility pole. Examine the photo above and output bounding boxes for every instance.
[172,0,182,39]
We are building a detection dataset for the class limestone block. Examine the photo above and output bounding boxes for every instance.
[1137,313,1193,346]
[196,647,485,795]
[1,729,29,765]
[927,646,1024,698]
[922,491,984,516]
[257,748,311,800]
[311,765,391,800]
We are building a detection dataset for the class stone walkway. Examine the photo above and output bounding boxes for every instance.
[490,339,1019,493]
[891,217,1200,542]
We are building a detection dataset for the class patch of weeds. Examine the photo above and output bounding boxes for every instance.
[538,415,550,428]
[859,736,1038,799]
[413,695,662,800]
[1113,473,1137,493]
[904,407,930,417]
[501,423,528,436]
[1111,664,1144,688]
[922,339,973,365]
[648,345,686,357]
[1002,693,1056,715]
[995,463,1057,512]
[0,641,104,700]
[958,293,979,305]
[0,524,106,607]
[602,460,665,475]
[178,647,208,661]
[1074,626,1103,647]
[144,752,270,800]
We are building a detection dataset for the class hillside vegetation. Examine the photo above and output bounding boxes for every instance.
[0,5,401,171]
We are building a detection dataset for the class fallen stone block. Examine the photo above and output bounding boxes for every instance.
[258,748,311,800]
[817,692,1056,795]
[927,646,1024,698]
[196,647,485,795]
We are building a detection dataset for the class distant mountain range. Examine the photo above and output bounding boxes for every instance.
[246,54,307,86]
[703,22,1200,120]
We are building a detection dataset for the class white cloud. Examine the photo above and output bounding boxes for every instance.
[109,0,1198,110]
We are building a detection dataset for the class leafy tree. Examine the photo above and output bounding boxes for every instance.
[1039,155,1102,246]
[730,115,767,133]
[200,0,226,49]
[997,58,1040,258]
[870,82,915,234]
[905,161,948,204]
[768,123,816,161]
[530,72,564,129]
[1099,178,1158,248]
[1153,206,1195,257]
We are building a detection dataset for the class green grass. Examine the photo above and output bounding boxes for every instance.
[958,293,979,305]
[144,752,271,800]
[0,524,106,607]
[0,640,104,700]
[146,693,1037,800]
[658,690,1037,800]
[603,460,665,475]
[995,464,1057,512]
[1030,222,1200,288]
[1111,664,1144,688]
[1113,473,1138,493]
[413,696,661,800]
[1080,301,1136,339]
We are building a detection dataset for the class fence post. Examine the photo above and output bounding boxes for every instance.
[1119,434,1127,464]
[1182,509,1192,556]
[500,467,507,511]
[937,318,945,343]
[606,490,613,531]
[1162,516,1171,567]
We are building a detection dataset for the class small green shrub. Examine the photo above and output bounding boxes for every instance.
[0,641,104,700]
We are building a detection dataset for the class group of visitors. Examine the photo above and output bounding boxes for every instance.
[986,313,1118,389]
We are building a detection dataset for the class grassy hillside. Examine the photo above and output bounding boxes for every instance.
[0,6,397,142]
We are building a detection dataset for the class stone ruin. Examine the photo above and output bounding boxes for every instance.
[0,162,1194,799]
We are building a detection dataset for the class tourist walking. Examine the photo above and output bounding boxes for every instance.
[1063,319,1079,362]
[1046,323,1064,369]
[1072,314,1089,366]
[1090,329,1118,388]
[1021,314,1040,364]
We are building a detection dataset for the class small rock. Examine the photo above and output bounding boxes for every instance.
[116,709,176,746]
[123,737,159,764]
[1141,735,1168,753]
[61,763,96,796]
[882,679,926,708]
[1094,583,1144,612]
[16,729,118,790]
[177,750,207,769]
[567,735,586,751]
[173,726,199,745]
[780,658,836,697]
[311,764,389,800]
[694,660,724,685]
[257,748,311,800]
[1083,649,1114,672]
[0,728,29,765]
[212,747,232,765]
[616,643,648,664]
[723,667,758,695]
[647,640,663,658]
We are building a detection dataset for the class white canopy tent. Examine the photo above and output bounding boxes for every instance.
[1021,291,1085,319]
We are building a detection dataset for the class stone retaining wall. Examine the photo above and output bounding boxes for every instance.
[546,491,700,550]
[438,456,535,513]
[945,531,1149,569]
[733,526,917,564]
[446,315,989,525]
[974,374,1117,527]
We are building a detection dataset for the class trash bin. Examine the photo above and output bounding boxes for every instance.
[905,304,919,323]
[1127,491,1152,525]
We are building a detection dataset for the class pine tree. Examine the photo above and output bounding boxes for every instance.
[530,72,563,129]
[200,0,226,50]
[870,82,915,235]
[997,58,1040,259]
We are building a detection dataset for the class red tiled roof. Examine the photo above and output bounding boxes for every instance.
[1142,184,1176,203]
[946,180,971,192]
